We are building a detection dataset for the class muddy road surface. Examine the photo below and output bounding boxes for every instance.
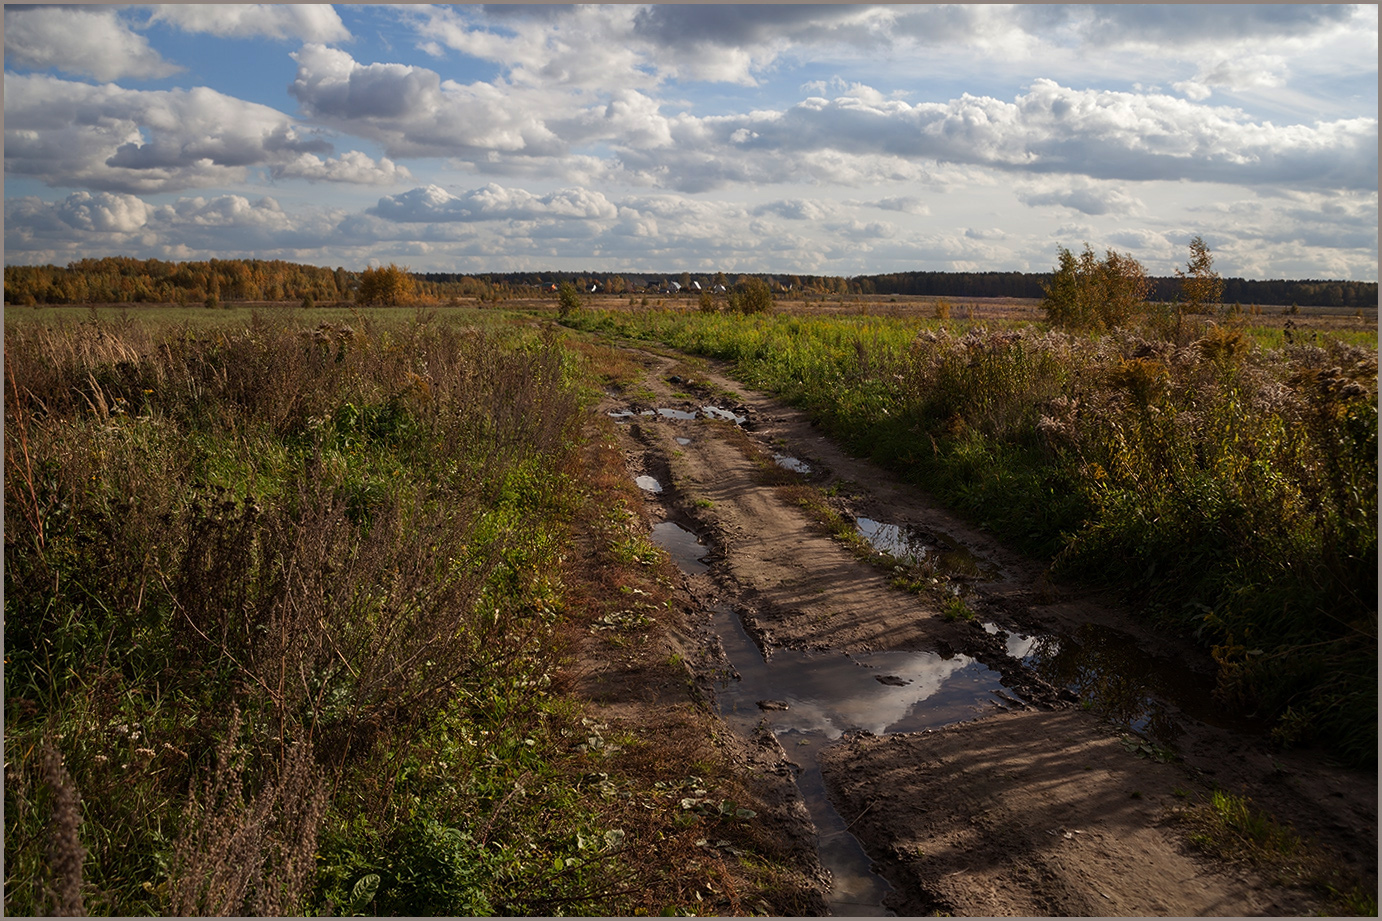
[596,344,1376,916]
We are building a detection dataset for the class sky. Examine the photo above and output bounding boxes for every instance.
[3,3,1378,280]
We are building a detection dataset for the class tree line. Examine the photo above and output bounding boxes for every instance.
[856,269,1376,308]
[5,255,1376,308]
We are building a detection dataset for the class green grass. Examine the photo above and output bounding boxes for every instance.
[1176,789,1376,915]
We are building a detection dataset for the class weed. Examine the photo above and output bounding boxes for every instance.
[940,596,974,622]
[1173,788,1371,913]
[3,311,630,915]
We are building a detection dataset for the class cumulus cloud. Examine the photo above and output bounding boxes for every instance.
[674,80,1378,192]
[369,184,618,223]
[405,5,650,91]
[752,199,832,221]
[870,196,931,215]
[5,190,349,264]
[1173,53,1290,100]
[1,74,420,194]
[1017,180,1145,216]
[147,4,351,42]
[269,151,411,185]
[289,44,565,158]
[4,6,180,82]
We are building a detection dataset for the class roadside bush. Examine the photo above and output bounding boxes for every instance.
[1042,243,1151,332]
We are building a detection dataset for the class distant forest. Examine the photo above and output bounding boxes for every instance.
[4,256,1377,308]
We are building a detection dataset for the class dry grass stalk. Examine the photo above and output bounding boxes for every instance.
[40,741,87,917]
[167,710,327,916]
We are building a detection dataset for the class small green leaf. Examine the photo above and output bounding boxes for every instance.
[349,873,380,908]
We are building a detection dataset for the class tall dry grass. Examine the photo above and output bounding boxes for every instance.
[4,310,596,914]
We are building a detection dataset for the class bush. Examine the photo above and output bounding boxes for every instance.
[557,281,583,318]
[1042,244,1150,332]
[727,278,774,315]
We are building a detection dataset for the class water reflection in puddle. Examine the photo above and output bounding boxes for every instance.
[984,620,1239,741]
[708,601,1009,915]
[658,408,698,420]
[701,405,747,424]
[675,437,691,446]
[773,453,811,474]
[649,521,709,575]
[856,517,998,580]
[647,518,1015,914]
[634,475,663,493]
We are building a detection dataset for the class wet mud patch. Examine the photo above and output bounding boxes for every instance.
[854,516,1001,582]
[984,619,1262,743]
[706,601,1020,915]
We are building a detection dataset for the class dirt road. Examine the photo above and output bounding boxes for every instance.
[596,343,1376,916]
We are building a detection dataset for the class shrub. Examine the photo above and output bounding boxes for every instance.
[1042,244,1151,332]
[558,281,583,318]
[727,278,774,315]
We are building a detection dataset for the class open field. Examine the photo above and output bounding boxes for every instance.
[5,297,1376,915]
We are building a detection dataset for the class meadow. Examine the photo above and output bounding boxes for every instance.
[565,301,1378,767]
[3,306,802,916]
[4,293,1376,915]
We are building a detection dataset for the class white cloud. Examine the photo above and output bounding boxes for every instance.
[270,151,411,185]
[870,196,931,215]
[369,184,618,223]
[42,191,155,234]
[752,199,832,221]
[147,4,350,43]
[289,44,565,158]
[3,6,180,82]
[1017,180,1145,216]
[0,74,423,194]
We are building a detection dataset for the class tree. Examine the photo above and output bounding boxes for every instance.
[1175,236,1223,331]
[358,264,416,305]
[557,281,583,318]
[1041,243,1150,332]
[727,277,774,315]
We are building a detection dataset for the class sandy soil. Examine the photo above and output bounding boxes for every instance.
[595,342,1377,916]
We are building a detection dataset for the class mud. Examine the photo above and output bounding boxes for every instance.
[601,345,1377,916]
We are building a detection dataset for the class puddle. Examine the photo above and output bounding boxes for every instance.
[634,475,663,493]
[707,601,1011,915]
[984,620,1249,742]
[676,437,691,446]
[773,453,812,474]
[856,517,998,581]
[658,408,698,420]
[701,405,747,425]
[649,521,709,575]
